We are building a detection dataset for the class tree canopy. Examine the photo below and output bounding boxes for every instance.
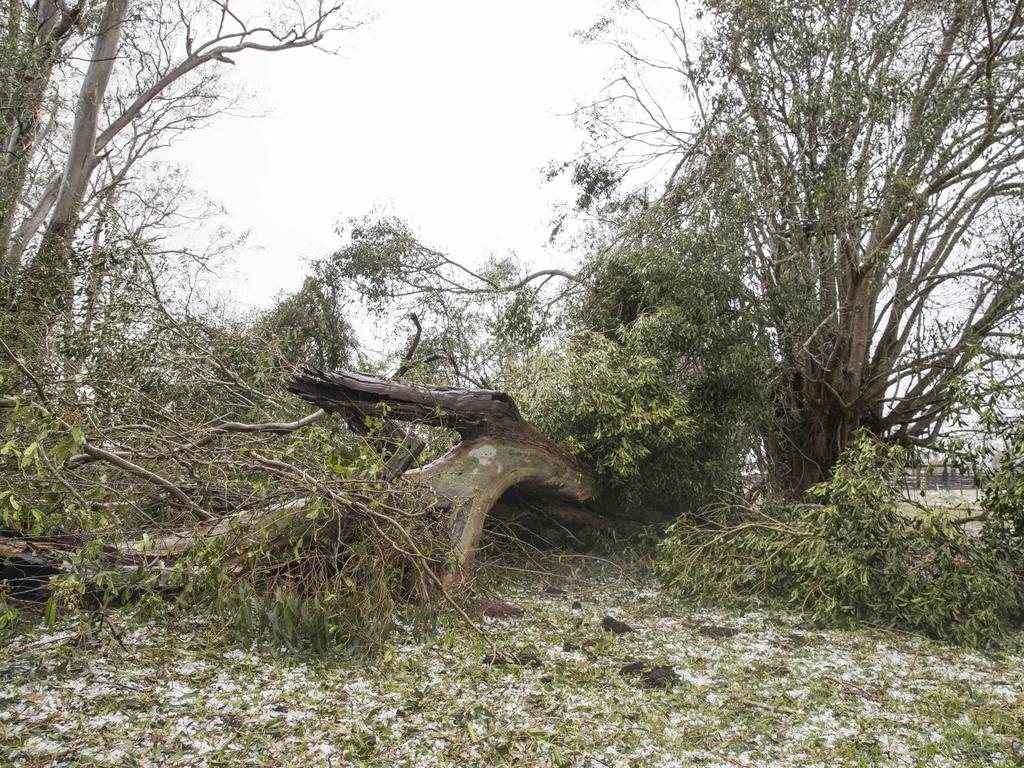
[569,0,1024,493]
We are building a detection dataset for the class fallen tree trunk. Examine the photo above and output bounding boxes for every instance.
[1,370,600,601]
[287,369,601,577]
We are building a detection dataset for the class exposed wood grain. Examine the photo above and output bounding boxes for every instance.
[287,368,601,577]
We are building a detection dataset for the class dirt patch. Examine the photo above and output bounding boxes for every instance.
[618,659,679,689]
[640,666,679,689]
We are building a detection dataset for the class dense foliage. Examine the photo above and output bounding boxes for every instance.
[514,224,766,515]
[0,296,447,653]
[255,264,357,371]
[568,0,1024,494]
[518,326,695,516]
[658,433,1024,645]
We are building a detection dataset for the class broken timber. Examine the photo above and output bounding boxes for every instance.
[287,369,601,577]
[0,370,601,600]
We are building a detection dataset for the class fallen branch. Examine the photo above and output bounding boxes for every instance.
[287,368,601,578]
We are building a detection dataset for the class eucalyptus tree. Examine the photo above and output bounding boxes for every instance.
[256,263,357,372]
[574,0,1024,494]
[0,1,81,285]
[326,213,583,388]
[2,0,352,343]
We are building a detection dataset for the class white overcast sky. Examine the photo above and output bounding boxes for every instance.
[166,1,618,312]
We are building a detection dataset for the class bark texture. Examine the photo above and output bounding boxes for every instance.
[288,369,601,574]
[18,0,128,321]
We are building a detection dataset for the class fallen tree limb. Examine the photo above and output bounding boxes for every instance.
[65,409,328,468]
[2,362,600,609]
[288,368,601,577]
[79,442,213,521]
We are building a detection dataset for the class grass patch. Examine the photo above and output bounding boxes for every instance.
[1,562,1022,766]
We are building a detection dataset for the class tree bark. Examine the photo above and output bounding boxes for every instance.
[16,0,127,324]
[407,436,600,582]
[288,368,601,576]
[0,1,79,291]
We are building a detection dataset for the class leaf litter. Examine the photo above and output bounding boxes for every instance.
[1,567,1022,766]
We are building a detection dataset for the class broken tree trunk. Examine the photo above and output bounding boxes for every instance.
[287,369,601,578]
[0,370,601,601]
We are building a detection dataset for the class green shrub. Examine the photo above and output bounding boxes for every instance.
[976,419,1024,543]
[516,321,701,515]
[515,232,767,517]
[658,433,1024,645]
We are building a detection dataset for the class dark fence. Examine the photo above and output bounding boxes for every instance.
[742,464,981,496]
[903,464,978,495]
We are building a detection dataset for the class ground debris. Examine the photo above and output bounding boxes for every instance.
[640,665,679,689]
[619,660,646,675]
[2,569,1022,767]
[468,599,524,619]
[601,615,633,635]
[698,623,739,638]
[619,659,680,689]
[482,651,541,667]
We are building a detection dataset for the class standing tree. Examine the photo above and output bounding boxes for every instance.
[0,1,80,280]
[256,261,357,372]
[2,0,352,342]
[573,0,1024,494]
